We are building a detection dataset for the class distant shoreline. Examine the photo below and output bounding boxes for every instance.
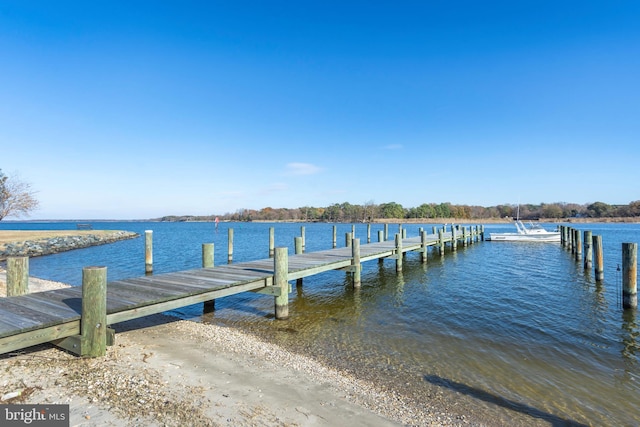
[3,217,640,225]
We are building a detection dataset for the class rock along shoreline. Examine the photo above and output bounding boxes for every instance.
[0,231,139,261]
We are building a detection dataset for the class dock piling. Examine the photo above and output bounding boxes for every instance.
[332,225,337,248]
[575,230,582,262]
[584,231,593,269]
[274,247,289,320]
[145,230,153,274]
[395,233,403,272]
[593,235,604,281]
[622,243,638,309]
[269,227,275,257]
[352,238,361,288]
[295,236,304,287]
[228,228,234,264]
[6,256,29,296]
[202,243,215,313]
[81,266,107,357]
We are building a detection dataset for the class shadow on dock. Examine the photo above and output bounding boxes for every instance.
[422,374,588,427]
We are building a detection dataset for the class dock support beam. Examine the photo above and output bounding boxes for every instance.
[622,243,638,309]
[274,247,289,320]
[438,229,445,256]
[202,243,215,313]
[269,227,275,257]
[295,237,303,287]
[421,230,428,263]
[451,226,457,252]
[395,233,403,272]
[228,228,234,264]
[82,266,107,357]
[584,231,593,270]
[575,230,582,262]
[332,225,337,248]
[378,230,384,264]
[145,230,153,274]
[352,238,361,288]
[6,256,29,296]
[593,235,604,281]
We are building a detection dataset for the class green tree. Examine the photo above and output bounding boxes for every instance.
[379,202,405,219]
[586,202,613,218]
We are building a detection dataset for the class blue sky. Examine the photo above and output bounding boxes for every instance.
[1,1,638,220]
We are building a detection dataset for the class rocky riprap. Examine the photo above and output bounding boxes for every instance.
[0,231,139,260]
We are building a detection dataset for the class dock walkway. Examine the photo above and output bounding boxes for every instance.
[0,226,483,356]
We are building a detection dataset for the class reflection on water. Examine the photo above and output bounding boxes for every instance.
[2,221,639,425]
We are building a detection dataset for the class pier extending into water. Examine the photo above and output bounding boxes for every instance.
[1,224,484,357]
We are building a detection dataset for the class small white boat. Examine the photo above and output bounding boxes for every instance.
[489,220,560,242]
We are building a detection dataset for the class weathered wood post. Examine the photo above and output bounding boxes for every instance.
[202,243,214,268]
[274,247,289,320]
[345,232,352,247]
[82,266,107,357]
[378,230,384,264]
[332,225,337,248]
[574,230,582,262]
[451,226,457,252]
[301,226,306,252]
[462,227,468,247]
[227,228,234,264]
[384,223,389,241]
[622,243,638,309]
[432,226,437,235]
[584,230,593,269]
[6,256,29,296]
[352,238,361,288]
[202,243,215,313]
[438,229,445,256]
[593,235,604,281]
[294,236,303,287]
[145,230,153,274]
[560,226,566,247]
[269,227,275,257]
[367,223,371,243]
[352,224,356,238]
[395,233,403,272]
[421,229,428,263]
[480,225,485,241]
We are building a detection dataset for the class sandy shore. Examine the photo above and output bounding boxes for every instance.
[0,271,464,426]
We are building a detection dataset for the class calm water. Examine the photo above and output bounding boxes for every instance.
[2,221,639,425]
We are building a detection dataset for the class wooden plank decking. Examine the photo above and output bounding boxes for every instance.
[0,227,483,356]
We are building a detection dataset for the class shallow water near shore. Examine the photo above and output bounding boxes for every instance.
[2,221,639,425]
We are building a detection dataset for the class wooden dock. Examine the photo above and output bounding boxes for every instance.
[0,225,484,357]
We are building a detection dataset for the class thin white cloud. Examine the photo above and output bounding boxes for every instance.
[383,144,403,150]
[284,162,323,176]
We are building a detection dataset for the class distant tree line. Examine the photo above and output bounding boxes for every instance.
[157,200,640,223]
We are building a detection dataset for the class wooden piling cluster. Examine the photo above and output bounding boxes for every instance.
[560,225,637,309]
[560,225,605,281]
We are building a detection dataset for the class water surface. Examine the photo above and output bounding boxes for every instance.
[2,221,638,425]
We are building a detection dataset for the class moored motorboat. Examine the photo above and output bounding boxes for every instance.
[489,220,560,242]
